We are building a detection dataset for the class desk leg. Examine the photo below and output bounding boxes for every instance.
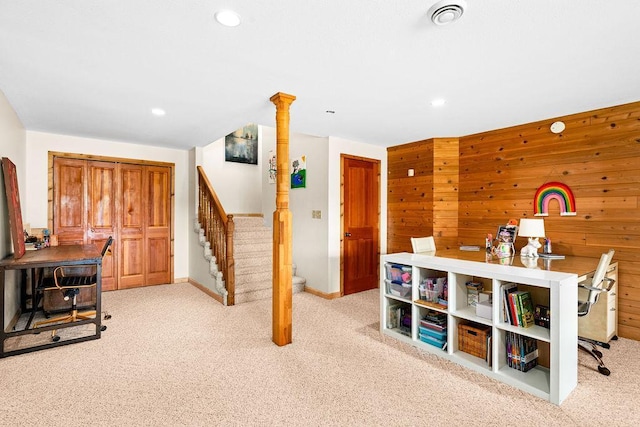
[25,268,39,329]
[96,261,102,336]
[1,268,6,358]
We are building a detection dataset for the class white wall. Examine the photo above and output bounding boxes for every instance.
[260,127,387,295]
[25,131,190,279]
[201,130,262,214]
[261,126,330,291]
[0,89,26,328]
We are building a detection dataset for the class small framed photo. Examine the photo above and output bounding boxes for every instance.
[496,225,518,244]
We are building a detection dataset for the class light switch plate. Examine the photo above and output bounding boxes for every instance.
[312,210,322,219]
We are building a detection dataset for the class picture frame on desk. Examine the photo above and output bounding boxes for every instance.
[496,225,518,246]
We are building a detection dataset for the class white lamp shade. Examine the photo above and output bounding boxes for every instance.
[518,218,546,238]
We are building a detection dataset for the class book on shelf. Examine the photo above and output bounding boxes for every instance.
[501,282,518,324]
[508,293,520,326]
[514,291,535,328]
[506,332,538,372]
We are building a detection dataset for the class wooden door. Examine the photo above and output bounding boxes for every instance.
[118,163,145,289]
[342,156,380,295]
[53,157,118,290]
[52,154,172,290]
[145,165,171,285]
[118,164,171,288]
[53,158,87,245]
[87,161,117,291]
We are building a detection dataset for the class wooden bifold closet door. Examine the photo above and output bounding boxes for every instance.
[52,156,172,290]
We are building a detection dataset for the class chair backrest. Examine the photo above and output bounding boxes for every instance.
[101,236,113,257]
[581,249,615,309]
[410,236,436,254]
[590,249,614,289]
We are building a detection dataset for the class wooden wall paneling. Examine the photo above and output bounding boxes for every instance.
[433,138,459,249]
[388,99,640,340]
[457,100,640,340]
[387,139,435,253]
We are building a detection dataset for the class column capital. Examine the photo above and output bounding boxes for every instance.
[270,92,297,108]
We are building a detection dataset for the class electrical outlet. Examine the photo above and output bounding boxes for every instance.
[312,210,322,219]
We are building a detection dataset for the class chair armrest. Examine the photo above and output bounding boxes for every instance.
[578,277,616,294]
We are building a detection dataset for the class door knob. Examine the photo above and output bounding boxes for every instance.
[345,232,352,237]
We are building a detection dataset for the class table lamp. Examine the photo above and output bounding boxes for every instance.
[518,218,546,258]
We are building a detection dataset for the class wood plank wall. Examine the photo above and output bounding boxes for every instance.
[387,140,435,253]
[387,100,640,340]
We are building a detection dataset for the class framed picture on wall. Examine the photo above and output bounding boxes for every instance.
[291,155,306,189]
[225,123,258,165]
[1,157,25,259]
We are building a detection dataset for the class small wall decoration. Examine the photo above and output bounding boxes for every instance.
[1,157,25,258]
[225,123,258,165]
[291,155,306,189]
[268,150,276,184]
[534,181,577,216]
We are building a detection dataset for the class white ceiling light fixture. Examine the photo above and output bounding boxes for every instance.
[151,108,166,117]
[431,98,446,107]
[428,0,467,26]
[550,121,566,134]
[215,9,241,27]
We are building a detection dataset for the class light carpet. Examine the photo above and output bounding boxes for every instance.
[1,283,639,426]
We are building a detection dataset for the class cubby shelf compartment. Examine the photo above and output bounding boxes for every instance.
[380,252,578,405]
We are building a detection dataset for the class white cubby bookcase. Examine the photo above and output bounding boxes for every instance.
[380,252,578,405]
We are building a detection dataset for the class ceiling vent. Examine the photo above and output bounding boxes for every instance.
[428,0,466,26]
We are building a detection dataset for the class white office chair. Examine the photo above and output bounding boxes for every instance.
[578,249,615,376]
[410,236,436,254]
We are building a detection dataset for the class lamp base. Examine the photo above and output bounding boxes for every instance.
[520,237,542,258]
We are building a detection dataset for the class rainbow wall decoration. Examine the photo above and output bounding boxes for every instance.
[534,181,577,216]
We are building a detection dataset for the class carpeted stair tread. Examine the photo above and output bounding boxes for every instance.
[196,214,304,304]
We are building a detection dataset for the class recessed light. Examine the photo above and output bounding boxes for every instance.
[431,99,446,107]
[215,10,241,27]
[151,108,166,116]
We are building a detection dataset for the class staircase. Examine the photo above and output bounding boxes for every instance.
[195,215,306,305]
[233,216,274,304]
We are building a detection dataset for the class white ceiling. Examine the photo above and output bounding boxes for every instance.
[1,1,640,150]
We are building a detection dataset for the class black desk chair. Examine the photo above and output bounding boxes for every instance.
[578,249,615,376]
[33,237,112,342]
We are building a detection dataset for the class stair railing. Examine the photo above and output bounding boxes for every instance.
[197,166,236,305]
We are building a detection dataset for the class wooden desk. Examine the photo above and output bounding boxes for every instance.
[428,249,619,342]
[0,244,103,358]
[432,249,599,278]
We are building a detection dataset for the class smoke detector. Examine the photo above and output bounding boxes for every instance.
[428,0,467,25]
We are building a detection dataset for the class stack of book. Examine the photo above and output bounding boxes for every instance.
[506,331,539,372]
[418,310,447,349]
[500,283,535,327]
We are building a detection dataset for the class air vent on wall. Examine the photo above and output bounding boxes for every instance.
[428,0,467,26]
